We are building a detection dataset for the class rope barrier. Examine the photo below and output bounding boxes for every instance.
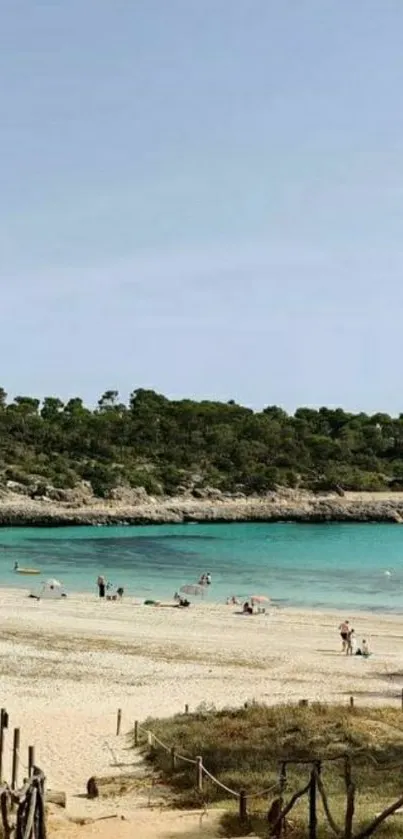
[137,725,280,800]
[139,727,198,765]
[200,765,240,797]
[247,781,280,799]
[175,753,198,765]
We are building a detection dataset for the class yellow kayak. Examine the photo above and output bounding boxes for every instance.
[15,568,41,575]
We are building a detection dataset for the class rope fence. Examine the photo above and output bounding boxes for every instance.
[116,691,403,826]
[134,718,281,817]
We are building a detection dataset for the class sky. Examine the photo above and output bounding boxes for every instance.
[1,1,403,414]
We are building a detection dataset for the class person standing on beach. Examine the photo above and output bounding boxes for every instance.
[346,628,355,656]
[339,620,349,652]
[97,575,106,598]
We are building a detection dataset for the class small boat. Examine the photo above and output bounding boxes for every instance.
[14,564,41,575]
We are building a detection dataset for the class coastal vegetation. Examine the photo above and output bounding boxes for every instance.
[139,703,403,837]
[1,387,403,498]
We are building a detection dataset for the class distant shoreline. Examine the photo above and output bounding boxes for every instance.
[1,488,403,526]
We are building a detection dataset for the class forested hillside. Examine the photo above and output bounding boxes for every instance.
[0,387,402,498]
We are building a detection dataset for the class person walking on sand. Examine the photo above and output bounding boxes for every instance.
[339,620,350,652]
[97,575,106,599]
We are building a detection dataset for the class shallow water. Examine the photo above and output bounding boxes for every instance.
[0,522,402,611]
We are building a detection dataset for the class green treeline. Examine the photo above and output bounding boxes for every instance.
[0,387,402,497]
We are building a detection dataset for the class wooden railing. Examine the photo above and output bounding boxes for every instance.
[0,767,46,839]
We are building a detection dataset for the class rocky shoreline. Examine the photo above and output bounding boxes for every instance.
[0,488,403,526]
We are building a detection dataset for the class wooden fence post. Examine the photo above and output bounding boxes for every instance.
[170,747,176,771]
[185,704,189,714]
[279,762,287,838]
[134,721,139,747]
[0,788,11,839]
[350,696,354,709]
[401,687,403,711]
[23,786,37,839]
[116,709,122,736]
[28,746,35,778]
[309,766,317,839]
[0,709,8,782]
[239,789,247,821]
[196,756,203,792]
[11,728,20,790]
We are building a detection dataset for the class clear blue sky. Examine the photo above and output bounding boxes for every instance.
[2,1,403,413]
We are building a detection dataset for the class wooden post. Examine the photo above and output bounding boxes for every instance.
[28,746,35,778]
[401,687,403,711]
[349,696,354,709]
[0,709,8,782]
[23,786,37,839]
[309,767,317,839]
[11,728,20,790]
[185,704,189,714]
[299,699,309,707]
[239,789,247,821]
[134,721,139,747]
[170,747,176,771]
[116,709,122,736]
[196,756,203,792]
[278,762,287,838]
[0,789,11,839]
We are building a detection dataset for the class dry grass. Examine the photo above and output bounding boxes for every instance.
[136,703,403,837]
[0,628,266,670]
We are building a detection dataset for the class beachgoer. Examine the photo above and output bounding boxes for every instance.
[339,620,349,652]
[117,587,124,599]
[14,561,19,571]
[243,601,253,615]
[179,597,190,607]
[206,572,212,585]
[199,574,206,585]
[361,639,370,657]
[346,628,355,656]
[97,575,106,599]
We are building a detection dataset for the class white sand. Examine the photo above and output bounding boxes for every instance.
[0,587,402,811]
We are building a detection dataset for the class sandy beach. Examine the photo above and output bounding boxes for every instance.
[0,587,402,807]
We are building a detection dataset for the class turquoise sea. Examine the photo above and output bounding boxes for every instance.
[0,522,403,612]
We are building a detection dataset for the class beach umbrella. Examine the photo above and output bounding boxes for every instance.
[180,584,204,597]
[250,595,270,603]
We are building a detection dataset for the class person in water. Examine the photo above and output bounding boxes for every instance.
[206,572,212,585]
[14,562,19,571]
[97,575,106,598]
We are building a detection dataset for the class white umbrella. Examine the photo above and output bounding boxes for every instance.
[180,584,204,597]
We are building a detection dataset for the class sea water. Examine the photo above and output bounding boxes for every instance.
[1,522,403,612]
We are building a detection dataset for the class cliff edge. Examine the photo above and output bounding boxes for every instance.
[0,486,402,526]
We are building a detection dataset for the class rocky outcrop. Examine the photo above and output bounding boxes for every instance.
[0,487,402,526]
